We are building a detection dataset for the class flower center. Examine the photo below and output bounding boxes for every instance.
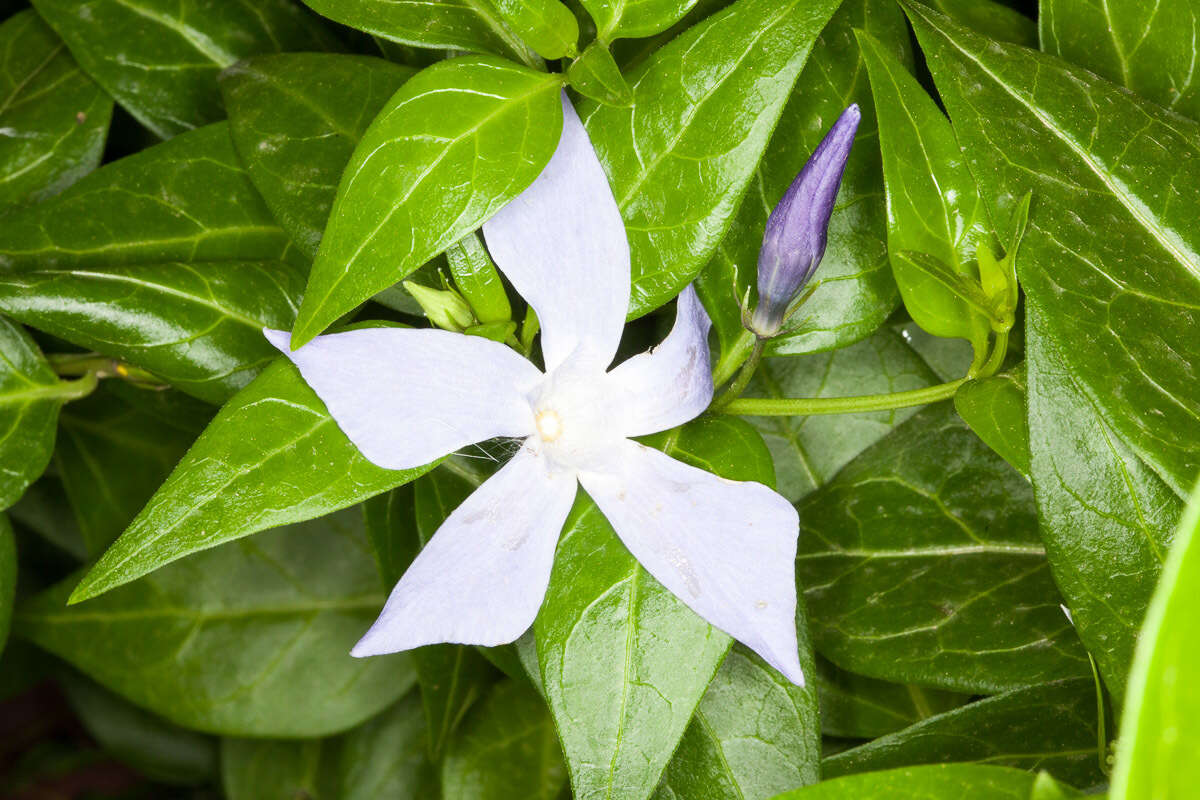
[528,365,622,473]
[535,409,563,442]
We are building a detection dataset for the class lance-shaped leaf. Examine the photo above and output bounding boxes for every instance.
[580,0,703,41]
[1041,0,1200,121]
[18,509,417,737]
[856,29,989,350]
[0,317,93,511]
[773,765,1038,799]
[0,260,306,404]
[486,0,579,59]
[567,42,633,107]
[220,54,416,260]
[31,0,339,139]
[696,0,907,359]
[290,58,563,346]
[654,641,819,800]
[903,1,1200,497]
[0,123,300,272]
[583,0,844,319]
[824,678,1104,790]
[536,416,775,800]
[954,364,1030,479]
[0,11,112,209]
[921,0,1036,46]
[815,656,969,739]
[0,516,12,656]
[797,403,1091,693]
[1026,302,1181,707]
[299,0,539,66]
[1111,478,1200,800]
[69,357,436,604]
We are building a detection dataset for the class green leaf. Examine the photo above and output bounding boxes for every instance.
[0,316,85,511]
[1041,0,1200,121]
[567,41,633,107]
[0,11,112,209]
[746,328,939,502]
[856,28,989,350]
[222,738,334,800]
[300,0,540,66]
[815,656,969,739]
[8,474,87,561]
[797,403,1091,693]
[696,0,907,360]
[220,53,416,261]
[31,0,339,139]
[60,670,218,785]
[770,764,1037,799]
[584,0,844,320]
[486,0,580,59]
[0,515,12,657]
[824,678,1104,789]
[0,259,306,404]
[1030,773,1086,800]
[1111,478,1200,799]
[580,0,703,41]
[654,641,819,800]
[69,357,436,603]
[918,0,1036,46]
[447,233,512,325]
[18,509,416,737]
[291,57,563,346]
[442,680,567,800]
[954,364,1030,479]
[54,386,208,556]
[0,123,301,272]
[536,416,775,800]
[903,1,1200,497]
[1026,302,1181,708]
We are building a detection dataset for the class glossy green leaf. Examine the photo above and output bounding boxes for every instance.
[815,656,969,739]
[220,53,415,260]
[824,678,1104,789]
[746,328,939,502]
[442,680,567,800]
[31,0,339,139]
[0,317,82,511]
[797,403,1091,693]
[222,738,333,800]
[580,0,702,41]
[584,0,844,320]
[655,641,819,800]
[18,509,416,736]
[0,515,12,656]
[70,357,436,603]
[0,259,306,404]
[291,57,563,346]
[904,1,1200,497]
[954,364,1030,479]
[770,764,1037,799]
[919,0,1036,46]
[447,233,512,325]
[0,123,300,272]
[60,670,218,785]
[567,41,633,107]
[696,0,906,360]
[1041,0,1200,121]
[54,386,206,556]
[856,28,989,350]
[300,0,539,66]
[487,0,579,59]
[1112,479,1200,798]
[0,10,112,209]
[1027,302,1181,707]
[537,416,775,800]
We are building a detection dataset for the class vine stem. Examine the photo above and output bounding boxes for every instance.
[709,337,766,413]
[720,376,967,417]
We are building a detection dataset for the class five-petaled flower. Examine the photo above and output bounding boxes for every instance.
[266,95,805,685]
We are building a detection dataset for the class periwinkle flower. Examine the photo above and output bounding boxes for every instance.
[751,105,861,337]
[266,95,804,685]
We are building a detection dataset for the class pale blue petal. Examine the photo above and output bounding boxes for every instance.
[352,446,578,653]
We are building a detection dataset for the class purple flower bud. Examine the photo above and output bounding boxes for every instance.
[751,105,861,337]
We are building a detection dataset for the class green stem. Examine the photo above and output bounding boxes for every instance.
[711,329,757,388]
[57,371,100,403]
[975,329,1009,378]
[710,338,765,413]
[721,376,966,417]
[48,353,161,385]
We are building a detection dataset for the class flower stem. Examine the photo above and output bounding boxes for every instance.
[709,337,766,413]
[721,376,967,417]
[711,329,757,388]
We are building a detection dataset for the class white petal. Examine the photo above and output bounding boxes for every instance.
[482,93,630,373]
[606,285,713,437]
[579,441,804,685]
[352,447,577,653]
[265,327,541,471]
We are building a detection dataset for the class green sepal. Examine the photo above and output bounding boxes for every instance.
[567,41,633,107]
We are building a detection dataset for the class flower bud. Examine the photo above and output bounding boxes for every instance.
[751,104,861,337]
[403,280,474,332]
